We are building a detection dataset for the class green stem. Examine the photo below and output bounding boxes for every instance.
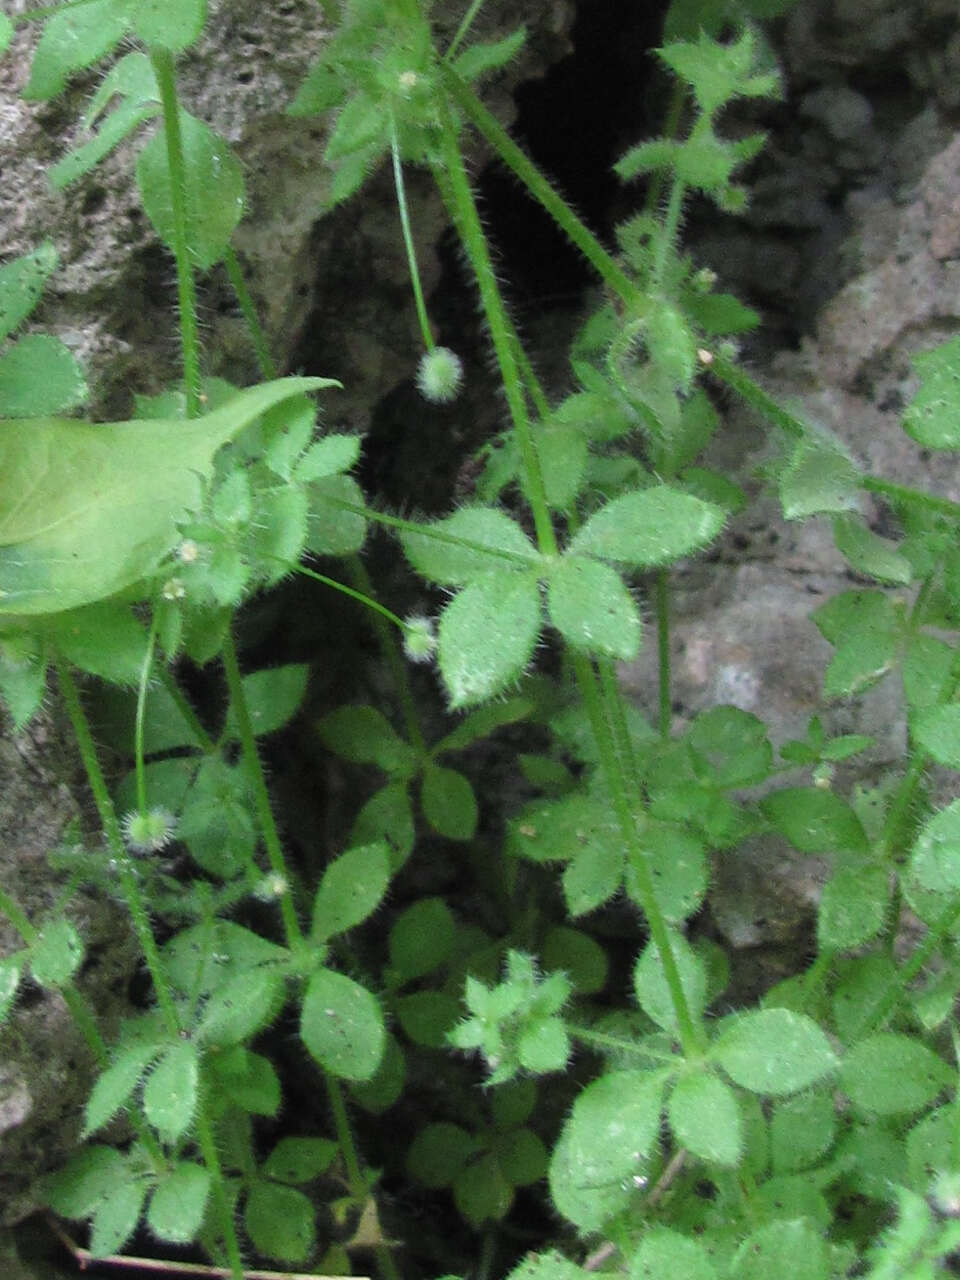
[432,95,557,555]
[220,630,303,950]
[652,169,686,290]
[391,127,434,352]
[862,475,960,521]
[224,246,278,380]
[573,653,703,1056]
[56,657,180,1036]
[134,619,159,815]
[864,894,960,1037]
[294,561,410,632]
[348,557,427,754]
[194,1102,245,1280]
[597,658,639,786]
[326,1076,401,1280]
[444,0,487,60]
[654,569,672,739]
[440,65,642,307]
[150,47,202,418]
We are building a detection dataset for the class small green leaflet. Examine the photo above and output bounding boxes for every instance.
[711,1007,838,1096]
[438,570,541,709]
[0,377,334,616]
[902,335,960,450]
[310,841,391,941]
[568,485,725,568]
[300,968,385,1080]
[143,1041,199,1143]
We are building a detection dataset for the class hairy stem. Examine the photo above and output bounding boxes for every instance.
[150,48,202,418]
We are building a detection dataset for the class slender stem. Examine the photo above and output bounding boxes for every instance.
[293,561,409,631]
[326,1076,401,1280]
[864,894,960,1037]
[444,0,487,60]
[150,47,202,418]
[432,95,557,555]
[391,128,434,352]
[440,65,642,307]
[862,475,960,521]
[652,169,686,290]
[654,570,672,739]
[134,620,159,815]
[348,557,427,754]
[56,657,180,1035]
[597,658,639,786]
[194,1104,246,1280]
[224,247,278,380]
[220,630,303,950]
[573,654,703,1056]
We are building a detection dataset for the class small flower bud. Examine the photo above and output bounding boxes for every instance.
[177,539,200,564]
[416,347,463,404]
[398,70,419,91]
[162,577,186,600]
[254,872,289,902]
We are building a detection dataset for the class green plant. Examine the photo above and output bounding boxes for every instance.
[3,2,960,1279]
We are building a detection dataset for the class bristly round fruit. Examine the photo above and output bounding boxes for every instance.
[416,347,463,404]
[403,614,437,664]
[121,807,177,855]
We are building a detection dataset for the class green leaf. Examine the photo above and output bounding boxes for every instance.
[421,764,478,840]
[177,757,255,878]
[30,917,84,987]
[563,836,624,916]
[667,1071,741,1166]
[688,705,773,787]
[658,29,780,116]
[913,707,960,769]
[554,1068,667,1215]
[90,1176,146,1259]
[24,0,131,100]
[518,1016,570,1073]
[495,1128,547,1187]
[300,968,385,1080]
[222,663,308,738]
[546,556,641,659]
[438,571,542,709]
[761,787,868,853]
[509,790,618,866]
[46,602,148,685]
[325,93,386,163]
[349,1031,405,1113]
[452,27,526,80]
[198,967,286,1047]
[811,589,901,696]
[294,433,361,481]
[147,1162,210,1244]
[569,485,725,567]
[288,59,349,117]
[83,1040,162,1137]
[904,635,956,712]
[389,897,455,981]
[51,95,160,190]
[262,1136,338,1184]
[817,864,889,950]
[729,1219,828,1280]
[245,1181,315,1263]
[454,1152,513,1225]
[0,15,13,55]
[630,1227,719,1280]
[209,1046,280,1116]
[397,991,460,1047]
[44,1145,128,1217]
[548,1120,633,1232]
[634,932,706,1032]
[401,507,538,586]
[407,1121,478,1188]
[131,0,206,51]
[0,377,332,616]
[712,1008,838,1096]
[143,1041,199,1143]
[839,1034,952,1116]
[904,800,960,920]
[136,112,244,269]
[832,513,912,585]
[0,955,23,1024]
[508,1253,589,1280]
[318,704,415,773]
[0,637,47,728]
[779,436,861,520]
[306,473,367,555]
[0,334,86,417]
[350,780,415,869]
[432,696,532,754]
[0,243,58,343]
[770,1090,835,1174]
[541,926,608,996]
[902,335,960,450]
[535,422,589,511]
[311,841,391,941]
